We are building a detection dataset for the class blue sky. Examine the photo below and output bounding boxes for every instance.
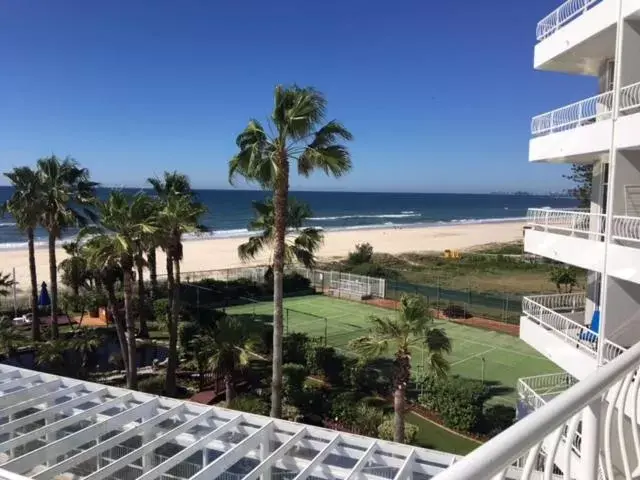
[0,0,597,193]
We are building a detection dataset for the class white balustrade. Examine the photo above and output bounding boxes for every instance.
[531,90,613,136]
[523,294,597,356]
[433,339,640,479]
[611,215,640,242]
[536,0,603,40]
[619,81,640,114]
[602,339,627,363]
[527,208,606,238]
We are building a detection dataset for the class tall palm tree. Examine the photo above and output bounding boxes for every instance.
[350,294,452,443]
[229,85,353,417]
[238,197,323,273]
[82,191,157,389]
[37,156,97,339]
[2,166,44,341]
[149,172,206,396]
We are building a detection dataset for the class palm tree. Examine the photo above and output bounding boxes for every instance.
[149,172,206,396]
[37,155,97,339]
[189,333,215,390]
[229,85,353,417]
[350,294,452,443]
[59,241,89,295]
[0,272,14,298]
[70,328,102,378]
[238,197,323,274]
[207,317,254,403]
[2,166,44,341]
[0,317,23,359]
[82,191,157,389]
[35,339,69,375]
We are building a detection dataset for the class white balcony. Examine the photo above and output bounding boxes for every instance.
[536,0,604,42]
[524,209,606,271]
[529,81,640,162]
[606,215,640,283]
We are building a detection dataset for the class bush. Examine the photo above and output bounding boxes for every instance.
[305,345,345,385]
[283,332,313,365]
[345,360,388,395]
[152,298,170,325]
[378,419,418,444]
[283,363,308,406]
[442,303,470,319]
[330,391,360,425]
[138,376,165,395]
[355,404,386,437]
[300,381,332,417]
[350,262,391,278]
[282,273,312,293]
[227,395,269,416]
[178,322,201,353]
[348,242,374,265]
[419,376,489,433]
[481,405,515,437]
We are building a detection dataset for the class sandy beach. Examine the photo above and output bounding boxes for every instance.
[1,222,524,294]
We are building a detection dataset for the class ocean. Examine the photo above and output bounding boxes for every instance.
[0,187,577,249]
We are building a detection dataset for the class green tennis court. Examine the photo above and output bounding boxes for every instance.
[225,295,559,404]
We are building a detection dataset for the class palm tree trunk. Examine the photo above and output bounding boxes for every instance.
[148,248,158,299]
[107,284,129,376]
[393,353,411,443]
[136,258,149,338]
[164,255,177,395]
[123,269,137,389]
[48,233,59,339]
[270,156,289,419]
[27,228,40,342]
[225,373,235,403]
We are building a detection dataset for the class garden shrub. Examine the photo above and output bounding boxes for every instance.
[345,359,387,394]
[282,404,303,422]
[138,376,165,395]
[419,376,489,433]
[227,395,269,416]
[283,332,312,365]
[355,404,386,437]
[152,298,170,324]
[481,404,515,437]
[330,391,360,425]
[348,242,374,265]
[283,363,307,406]
[282,273,311,293]
[442,303,469,319]
[350,262,391,278]
[178,322,200,353]
[300,381,331,417]
[305,344,345,385]
[378,419,418,444]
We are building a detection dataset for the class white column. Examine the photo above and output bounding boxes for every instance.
[260,432,272,480]
[580,400,602,480]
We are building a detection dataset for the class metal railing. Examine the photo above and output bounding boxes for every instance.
[527,208,606,239]
[434,339,640,479]
[522,294,597,356]
[602,338,627,363]
[611,215,640,242]
[619,81,640,114]
[531,90,613,136]
[536,0,603,40]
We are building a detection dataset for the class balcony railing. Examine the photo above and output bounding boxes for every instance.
[433,338,640,479]
[536,0,603,41]
[531,91,613,136]
[527,208,605,239]
[518,373,578,411]
[611,215,640,242]
[522,293,597,356]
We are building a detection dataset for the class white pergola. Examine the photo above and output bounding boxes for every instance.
[0,364,460,480]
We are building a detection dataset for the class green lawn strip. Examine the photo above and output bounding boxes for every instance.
[406,411,480,455]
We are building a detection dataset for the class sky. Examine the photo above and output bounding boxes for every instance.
[0,0,598,193]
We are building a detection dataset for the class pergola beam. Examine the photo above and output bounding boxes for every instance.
[0,391,134,454]
[344,441,378,480]
[243,426,307,480]
[31,404,186,480]
[0,380,62,408]
[0,388,108,435]
[2,397,155,473]
[0,383,84,420]
[291,433,341,480]
[80,410,217,480]
[393,449,416,480]
[188,421,273,480]
[136,414,244,480]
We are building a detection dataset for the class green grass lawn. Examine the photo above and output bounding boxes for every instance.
[406,411,480,455]
[225,294,559,405]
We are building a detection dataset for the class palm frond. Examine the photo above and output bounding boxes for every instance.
[349,335,390,359]
[424,327,453,355]
[238,235,268,262]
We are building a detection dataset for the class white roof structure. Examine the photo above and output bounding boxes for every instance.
[0,364,461,480]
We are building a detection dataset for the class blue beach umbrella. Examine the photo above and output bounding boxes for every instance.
[38,282,51,307]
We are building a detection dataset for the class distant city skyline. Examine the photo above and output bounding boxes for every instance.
[0,1,588,192]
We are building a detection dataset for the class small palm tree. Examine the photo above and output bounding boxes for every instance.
[0,272,15,298]
[239,197,323,274]
[189,334,215,390]
[59,241,89,295]
[82,191,158,389]
[149,172,206,396]
[2,166,44,341]
[35,339,69,375]
[70,328,102,378]
[207,317,255,403]
[229,85,353,417]
[0,317,23,359]
[37,155,97,339]
[350,294,452,443]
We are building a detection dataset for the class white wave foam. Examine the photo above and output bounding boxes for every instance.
[0,222,17,227]
[309,212,422,221]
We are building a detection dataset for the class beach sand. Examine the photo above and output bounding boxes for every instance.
[1,222,524,294]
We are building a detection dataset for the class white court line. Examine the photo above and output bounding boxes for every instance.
[450,347,498,367]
